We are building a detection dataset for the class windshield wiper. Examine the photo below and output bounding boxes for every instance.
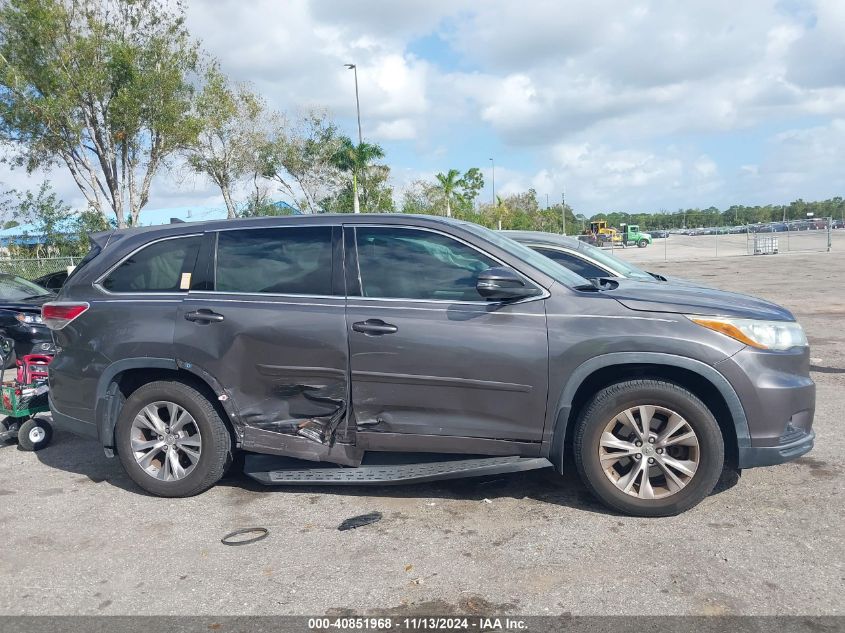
[647,272,667,282]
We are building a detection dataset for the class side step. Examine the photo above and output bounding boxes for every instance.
[244,453,552,486]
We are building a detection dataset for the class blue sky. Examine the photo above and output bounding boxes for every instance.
[2,0,843,218]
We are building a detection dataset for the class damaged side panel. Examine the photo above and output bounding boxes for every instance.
[174,294,356,464]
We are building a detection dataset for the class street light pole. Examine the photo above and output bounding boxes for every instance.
[561,191,566,235]
[489,158,495,205]
[345,63,363,213]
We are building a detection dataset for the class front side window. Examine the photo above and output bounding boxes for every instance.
[102,236,200,293]
[354,227,499,301]
[534,248,610,279]
[215,226,333,295]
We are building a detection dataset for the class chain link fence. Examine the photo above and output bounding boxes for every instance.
[0,256,78,280]
[607,218,836,265]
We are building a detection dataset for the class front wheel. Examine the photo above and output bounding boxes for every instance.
[638,239,648,248]
[115,381,232,497]
[573,379,724,517]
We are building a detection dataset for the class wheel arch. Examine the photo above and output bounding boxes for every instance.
[95,358,240,454]
[548,353,749,470]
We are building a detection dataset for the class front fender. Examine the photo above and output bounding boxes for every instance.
[542,351,750,459]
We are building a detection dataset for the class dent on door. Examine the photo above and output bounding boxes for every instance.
[175,297,357,463]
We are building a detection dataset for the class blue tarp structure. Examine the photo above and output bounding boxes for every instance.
[0,222,45,246]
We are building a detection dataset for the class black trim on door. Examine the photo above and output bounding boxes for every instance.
[343,226,361,297]
[331,225,345,296]
[190,232,217,291]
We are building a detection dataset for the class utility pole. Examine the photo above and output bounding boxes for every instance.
[345,63,363,213]
[561,191,566,235]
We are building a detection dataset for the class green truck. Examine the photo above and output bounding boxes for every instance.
[619,223,652,248]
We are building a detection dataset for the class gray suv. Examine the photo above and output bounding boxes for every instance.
[44,215,815,516]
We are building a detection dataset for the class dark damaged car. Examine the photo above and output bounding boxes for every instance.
[44,215,815,516]
[0,274,55,366]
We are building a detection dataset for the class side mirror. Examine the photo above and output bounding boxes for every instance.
[476,266,541,301]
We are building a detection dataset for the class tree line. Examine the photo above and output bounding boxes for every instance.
[591,198,845,230]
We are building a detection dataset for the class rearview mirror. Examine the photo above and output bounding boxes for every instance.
[476,267,541,301]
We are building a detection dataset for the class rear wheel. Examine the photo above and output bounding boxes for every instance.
[115,381,232,497]
[573,379,724,516]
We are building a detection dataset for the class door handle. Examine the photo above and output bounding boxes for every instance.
[185,309,225,323]
[352,319,398,335]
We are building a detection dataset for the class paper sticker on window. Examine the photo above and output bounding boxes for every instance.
[180,272,192,290]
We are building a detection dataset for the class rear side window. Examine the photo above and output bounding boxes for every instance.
[215,226,333,295]
[102,236,200,293]
[534,248,609,279]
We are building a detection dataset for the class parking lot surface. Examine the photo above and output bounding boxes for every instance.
[0,249,842,616]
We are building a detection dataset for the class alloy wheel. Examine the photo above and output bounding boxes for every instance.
[598,405,700,500]
[130,401,202,482]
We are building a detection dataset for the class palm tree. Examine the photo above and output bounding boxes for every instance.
[332,137,385,213]
[494,195,508,230]
[434,169,461,218]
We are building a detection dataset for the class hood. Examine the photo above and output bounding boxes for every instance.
[0,293,54,314]
[608,278,794,321]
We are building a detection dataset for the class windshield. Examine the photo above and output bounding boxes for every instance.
[0,274,51,300]
[458,222,591,287]
[577,241,654,280]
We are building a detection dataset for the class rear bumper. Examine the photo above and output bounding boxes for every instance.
[48,395,98,440]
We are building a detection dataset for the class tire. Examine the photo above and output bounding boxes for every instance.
[638,239,648,248]
[18,418,53,451]
[115,381,232,497]
[573,379,724,517]
[2,348,15,370]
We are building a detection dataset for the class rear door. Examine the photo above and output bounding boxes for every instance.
[174,224,350,447]
[344,224,549,449]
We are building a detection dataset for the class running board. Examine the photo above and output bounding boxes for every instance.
[244,454,553,486]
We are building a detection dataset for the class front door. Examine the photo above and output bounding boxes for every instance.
[345,225,549,448]
[174,224,351,450]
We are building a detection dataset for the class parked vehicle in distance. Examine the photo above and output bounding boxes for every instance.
[618,224,652,247]
[649,230,669,239]
[503,231,666,282]
[0,274,55,367]
[45,215,815,516]
[33,269,69,292]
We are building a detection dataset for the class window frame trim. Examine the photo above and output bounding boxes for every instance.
[94,233,203,296]
[346,223,549,305]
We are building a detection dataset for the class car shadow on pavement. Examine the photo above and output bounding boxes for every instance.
[29,428,136,491]
[27,429,742,515]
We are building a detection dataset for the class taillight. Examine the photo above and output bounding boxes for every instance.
[42,302,90,330]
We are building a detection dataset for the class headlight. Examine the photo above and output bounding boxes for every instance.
[688,315,807,350]
[15,313,43,325]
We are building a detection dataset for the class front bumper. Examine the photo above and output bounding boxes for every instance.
[739,429,815,468]
[717,346,816,469]
[7,324,54,357]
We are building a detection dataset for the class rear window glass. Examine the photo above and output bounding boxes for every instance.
[215,226,333,295]
[102,236,200,293]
